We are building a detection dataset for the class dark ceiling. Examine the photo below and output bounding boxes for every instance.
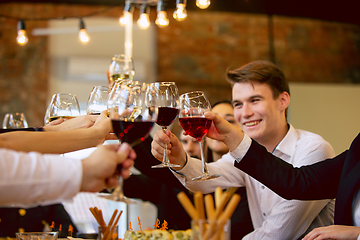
[2,0,360,26]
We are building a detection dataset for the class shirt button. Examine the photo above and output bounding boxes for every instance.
[261,185,265,189]
[19,209,26,216]
[263,213,266,216]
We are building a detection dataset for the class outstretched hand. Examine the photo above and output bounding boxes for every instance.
[302,225,360,240]
[204,111,244,151]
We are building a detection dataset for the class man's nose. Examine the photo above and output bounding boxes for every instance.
[242,103,253,118]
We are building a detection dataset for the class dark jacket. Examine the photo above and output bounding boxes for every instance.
[235,133,360,226]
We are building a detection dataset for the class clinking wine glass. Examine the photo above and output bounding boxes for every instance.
[109,54,135,84]
[99,80,158,203]
[44,93,80,125]
[86,86,110,115]
[148,82,181,168]
[2,112,28,129]
[179,91,221,181]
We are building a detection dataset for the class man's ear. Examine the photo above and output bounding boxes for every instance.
[278,91,290,112]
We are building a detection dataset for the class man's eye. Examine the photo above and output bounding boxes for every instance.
[233,103,242,108]
[227,120,235,124]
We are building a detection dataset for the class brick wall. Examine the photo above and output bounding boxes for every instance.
[1,3,359,126]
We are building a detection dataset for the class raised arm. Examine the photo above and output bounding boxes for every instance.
[0,111,114,154]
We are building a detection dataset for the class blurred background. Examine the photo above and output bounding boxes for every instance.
[0,0,360,154]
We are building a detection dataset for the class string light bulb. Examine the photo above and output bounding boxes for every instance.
[155,0,169,27]
[16,20,28,46]
[137,4,150,29]
[173,0,187,21]
[78,18,90,43]
[196,0,211,9]
[119,1,134,26]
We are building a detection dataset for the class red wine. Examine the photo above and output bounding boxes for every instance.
[111,120,154,146]
[179,117,212,140]
[157,107,179,127]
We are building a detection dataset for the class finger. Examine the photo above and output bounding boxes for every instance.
[121,168,132,179]
[46,118,65,126]
[105,133,118,140]
[121,159,134,169]
[106,177,119,188]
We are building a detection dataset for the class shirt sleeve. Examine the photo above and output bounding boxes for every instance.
[230,134,252,163]
[0,148,82,207]
[171,152,247,193]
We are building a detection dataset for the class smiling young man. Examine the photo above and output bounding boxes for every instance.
[151,60,335,239]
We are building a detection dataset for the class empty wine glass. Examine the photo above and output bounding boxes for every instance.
[148,82,181,168]
[179,91,221,181]
[2,112,28,129]
[44,93,80,124]
[109,54,135,84]
[86,86,109,115]
[99,80,158,203]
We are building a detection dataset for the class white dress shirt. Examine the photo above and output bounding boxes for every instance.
[173,125,336,240]
[0,148,82,207]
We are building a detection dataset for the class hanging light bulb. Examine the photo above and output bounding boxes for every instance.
[196,0,211,9]
[137,4,150,29]
[173,0,187,21]
[78,18,90,43]
[119,1,134,26]
[155,0,169,27]
[16,20,28,46]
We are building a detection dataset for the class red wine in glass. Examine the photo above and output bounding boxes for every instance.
[111,120,154,146]
[157,107,179,127]
[179,117,212,141]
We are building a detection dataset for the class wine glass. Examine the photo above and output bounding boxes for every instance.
[86,86,109,115]
[99,80,158,203]
[44,93,80,124]
[2,112,28,129]
[179,91,221,181]
[148,82,181,168]
[108,54,135,84]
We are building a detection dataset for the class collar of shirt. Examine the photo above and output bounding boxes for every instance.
[271,124,298,161]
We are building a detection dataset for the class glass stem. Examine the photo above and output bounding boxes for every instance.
[162,127,170,164]
[117,176,124,198]
[199,138,208,175]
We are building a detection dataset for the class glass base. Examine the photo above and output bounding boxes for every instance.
[151,162,181,168]
[97,192,134,204]
[191,173,221,182]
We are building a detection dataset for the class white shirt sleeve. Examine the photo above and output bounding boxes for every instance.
[0,148,82,207]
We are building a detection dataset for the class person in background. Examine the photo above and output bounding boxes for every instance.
[151,60,335,239]
[179,130,202,159]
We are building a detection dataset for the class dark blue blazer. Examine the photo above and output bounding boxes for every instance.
[234,133,360,226]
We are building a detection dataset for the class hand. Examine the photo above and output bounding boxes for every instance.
[43,115,98,132]
[81,142,136,192]
[204,111,244,151]
[302,225,360,240]
[151,128,187,170]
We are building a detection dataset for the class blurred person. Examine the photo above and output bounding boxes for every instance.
[0,111,116,237]
[0,111,116,154]
[151,60,335,239]
[179,130,201,159]
[0,142,135,206]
